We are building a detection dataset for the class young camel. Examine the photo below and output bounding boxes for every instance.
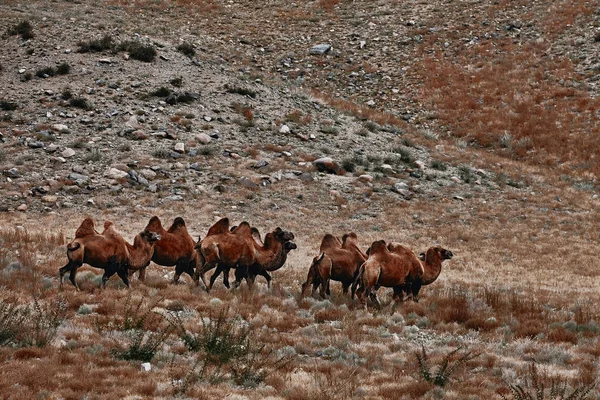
[194,219,295,292]
[59,218,160,290]
[398,246,454,299]
[144,216,198,283]
[300,232,367,299]
[354,241,453,308]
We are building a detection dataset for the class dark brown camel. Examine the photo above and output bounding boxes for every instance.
[144,216,198,283]
[59,218,160,290]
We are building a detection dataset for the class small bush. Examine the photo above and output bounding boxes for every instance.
[431,159,447,171]
[7,20,34,40]
[20,297,68,348]
[153,148,171,159]
[149,86,172,97]
[500,363,596,400]
[61,88,73,100]
[0,301,28,346]
[177,42,195,57]
[416,346,478,387]
[458,165,476,183]
[393,146,414,164]
[112,327,172,362]
[170,77,183,87]
[35,67,56,78]
[0,101,18,111]
[55,62,70,75]
[77,35,114,53]
[341,158,356,172]
[83,148,102,162]
[69,97,91,110]
[226,84,257,98]
[119,40,156,62]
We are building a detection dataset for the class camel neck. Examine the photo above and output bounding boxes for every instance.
[422,260,442,285]
[127,241,153,270]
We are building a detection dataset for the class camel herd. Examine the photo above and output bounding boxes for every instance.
[59,216,453,307]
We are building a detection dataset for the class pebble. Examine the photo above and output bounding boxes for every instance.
[17,204,27,211]
[104,168,130,180]
[51,124,70,133]
[279,124,291,134]
[174,142,185,153]
[42,195,57,203]
[196,133,212,144]
[139,169,157,180]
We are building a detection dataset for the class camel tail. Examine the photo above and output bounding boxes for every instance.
[67,241,81,252]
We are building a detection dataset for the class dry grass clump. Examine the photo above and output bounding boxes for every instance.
[6,20,34,40]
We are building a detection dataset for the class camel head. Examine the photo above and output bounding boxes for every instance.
[367,240,387,255]
[140,229,161,244]
[284,241,297,252]
[273,227,295,242]
[424,246,453,262]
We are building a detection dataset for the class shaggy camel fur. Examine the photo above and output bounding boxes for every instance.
[354,242,453,307]
[144,216,198,283]
[59,218,160,290]
[300,232,367,298]
[194,219,295,292]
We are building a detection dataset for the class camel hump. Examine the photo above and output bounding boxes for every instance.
[342,232,358,244]
[101,221,119,236]
[207,217,230,236]
[146,216,163,232]
[250,227,263,245]
[320,234,342,251]
[232,221,252,236]
[75,217,97,238]
[168,217,187,232]
[368,240,388,255]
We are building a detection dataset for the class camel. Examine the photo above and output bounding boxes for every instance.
[399,246,454,299]
[59,218,160,290]
[193,219,296,292]
[144,216,198,283]
[353,241,453,307]
[300,232,367,298]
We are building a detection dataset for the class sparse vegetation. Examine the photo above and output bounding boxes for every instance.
[7,20,34,40]
[226,84,257,98]
[77,35,114,53]
[118,40,157,62]
[176,42,195,57]
[415,346,479,387]
[0,101,17,111]
[68,97,91,110]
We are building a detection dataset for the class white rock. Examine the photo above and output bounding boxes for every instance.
[196,133,212,144]
[17,204,27,212]
[141,362,151,372]
[104,168,129,180]
[126,115,142,129]
[279,124,290,134]
[174,142,185,153]
[51,124,70,133]
[366,99,376,107]
[414,160,425,170]
[139,169,157,180]
[358,174,373,183]
[61,148,76,158]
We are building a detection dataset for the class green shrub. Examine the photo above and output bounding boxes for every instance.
[149,86,172,97]
[225,84,257,98]
[0,301,28,346]
[69,97,91,110]
[20,297,68,348]
[55,62,70,75]
[0,101,18,111]
[35,67,56,78]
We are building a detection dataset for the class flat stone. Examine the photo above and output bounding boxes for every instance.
[51,124,70,133]
[104,168,129,180]
[279,124,290,134]
[310,44,332,55]
[139,169,157,180]
[42,195,58,203]
[174,142,185,153]
[61,148,76,158]
[17,204,27,212]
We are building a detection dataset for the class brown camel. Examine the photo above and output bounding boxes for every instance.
[354,241,453,307]
[194,219,295,292]
[300,232,367,299]
[144,216,198,283]
[398,246,454,299]
[59,218,160,290]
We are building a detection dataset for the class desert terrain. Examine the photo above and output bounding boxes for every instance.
[1,0,600,399]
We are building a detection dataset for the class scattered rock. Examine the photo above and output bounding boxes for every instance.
[61,148,76,158]
[51,124,70,133]
[279,124,291,134]
[313,157,342,175]
[310,44,332,55]
[104,168,129,180]
[41,195,58,203]
[139,169,157,180]
[196,133,212,144]
[174,142,185,153]
[17,204,27,212]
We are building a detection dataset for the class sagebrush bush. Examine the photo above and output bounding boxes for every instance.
[416,346,478,387]
[119,40,156,62]
[176,42,195,57]
[7,20,34,40]
[77,35,114,53]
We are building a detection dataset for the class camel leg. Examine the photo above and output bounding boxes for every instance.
[193,261,215,291]
[410,279,422,303]
[326,281,331,296]
[234,267,247,289]
[342,282,351,296]
[102,269,117,289]
[138,267,146,281]
[59,261,81,291]
[209,265,228,290]
[318,278,329,299]
[300,270,313,299]
[256,270,271,289]
[117,268,131,288]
